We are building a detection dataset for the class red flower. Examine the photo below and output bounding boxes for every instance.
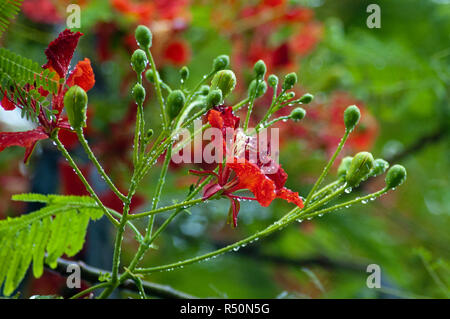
[163,39,191,66]
[190,106,303,227]
[0,29,95,162]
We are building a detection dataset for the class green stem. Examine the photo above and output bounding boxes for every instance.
[243,78,262,132]
[259,88,286,126]
[256,115,290,132]
[119,176,213,288]
[144,143,173,241]
[69,282,110,299]
[133,105,141,166]
[299,188,389,221]
[303,129,350,207]
[76,129,127,202]
[135,184,347,274]
[52,135,119,227]
[145,47,168,128]
[129,198,204,220]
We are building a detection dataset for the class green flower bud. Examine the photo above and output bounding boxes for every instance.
[135,25,152,48]
[64,85,88,130]
[180,66,189,82]
[145,69,156,83]
[199,85,210,96]
[144,129,154,144]
[385,164,407,189]
[344,105,361,132]
[131,49,148,74]
[212,55,230,72]
[267,74,278,87]
[290,107,306,121]
[132,83,145,104]
[285,91,295,100]
[299,93,314,104]
[345,151,375,187]
[167,90,185,119]
[206,89,222,107]
[370,158,389,177]
[249,79,267,98]
[282,72,297,90]
[146,128,154,139]
[254,60,266,78]
[337,156,353,178]
[210,70,236,98]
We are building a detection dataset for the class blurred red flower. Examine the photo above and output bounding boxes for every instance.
[0,29,95,162]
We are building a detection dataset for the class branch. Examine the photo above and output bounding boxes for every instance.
[49,258,197,299]
[387,125,449,163]
[238,246,366,272]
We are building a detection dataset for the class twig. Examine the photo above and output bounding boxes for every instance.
[50,258,198,299]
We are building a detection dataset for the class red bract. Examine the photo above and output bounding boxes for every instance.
[0,29,95,162]
[190,106,303,227]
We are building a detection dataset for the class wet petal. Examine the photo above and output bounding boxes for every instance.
[43,29,83,78]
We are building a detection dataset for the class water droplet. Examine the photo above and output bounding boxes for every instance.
[345,187,352,194]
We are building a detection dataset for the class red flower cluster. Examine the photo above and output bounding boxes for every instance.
[211,0,322,82]
[190,106,303,227]
[277,91,378,155]
[0,29,95,162]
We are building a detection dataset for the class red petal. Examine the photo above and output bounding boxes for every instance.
[266,164,288,189]
[1,91,16,110]
[43,29,83,78]
[0,128,48,162]
[207,106,239,132]
[227,160,276,207]
[203,182,222,200]
[228,197,240,228]
[207,109,224,129]
[66,58,95,92]
[276,187,304,208]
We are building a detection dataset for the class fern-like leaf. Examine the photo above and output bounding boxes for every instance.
[0,0,23,38]
[0,48,59,93]
[0,194,104,296]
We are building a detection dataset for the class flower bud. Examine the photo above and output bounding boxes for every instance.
[344,105,360,132]
[206,89,222,107]
[199,85,210,96]
[385,164,407,189]
[267,74,278,87]
[254,60,266,78]
[290,107,306,121]
[345,151,374,187]
[285,91,295,100]
[132,83,145,104]
[180,66,189,82]
[144,129,154,144]
[167,90,185,119]
[131,49,148,74]
[369,158,389,177]
[282,72,297,90]
[135,25,152,48]
[337,156,353,178]
[145,69,156,83]
[298,93,313,104]
[249,79,267,98]
[212,55,230,72]
[210,70,236,98]
[64,85,88,130]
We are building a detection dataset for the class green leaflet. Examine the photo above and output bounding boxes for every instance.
[0,0,23,38]
[0,48,59,93]
[0,194,104,296]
